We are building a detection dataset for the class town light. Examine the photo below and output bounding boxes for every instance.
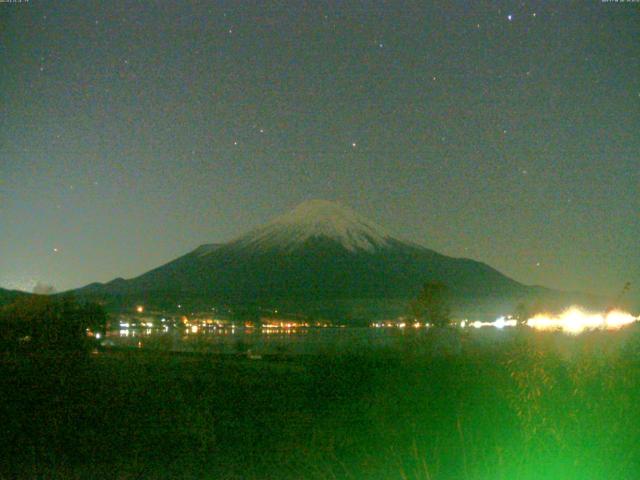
[527,307,637,334]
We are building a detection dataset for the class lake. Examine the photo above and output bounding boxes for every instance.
[104,324,640,357]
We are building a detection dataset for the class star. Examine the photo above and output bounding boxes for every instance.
[507,14,513,21]
[351,142,357,148]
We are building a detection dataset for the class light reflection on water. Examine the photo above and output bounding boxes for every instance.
[104,324,639,357]
[111,326,425,355]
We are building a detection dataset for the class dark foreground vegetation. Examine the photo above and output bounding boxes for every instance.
[0,295,106,354]
[1,325,640,480]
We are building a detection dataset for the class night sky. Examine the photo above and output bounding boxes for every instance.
[1,1,638,296]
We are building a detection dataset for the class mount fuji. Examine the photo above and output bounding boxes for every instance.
[72,200,562,320]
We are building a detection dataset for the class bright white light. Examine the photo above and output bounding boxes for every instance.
[96,333,102,340]
[469,318,517,329]
[527,307,637,335]
[493,317,517,329]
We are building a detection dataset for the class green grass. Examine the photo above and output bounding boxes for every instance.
[1,328,640,479]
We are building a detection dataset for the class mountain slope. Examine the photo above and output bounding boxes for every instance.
[0,288,32,307]
[72,200,559,319]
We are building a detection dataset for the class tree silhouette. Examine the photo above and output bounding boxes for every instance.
[411,282,451,327]
[0,295,106,353]
[514,302,531,327]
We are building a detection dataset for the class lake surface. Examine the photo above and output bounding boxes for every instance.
[110,326,429,355]
[105,324,639,357]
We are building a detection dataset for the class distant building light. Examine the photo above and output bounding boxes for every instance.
[136,306,144,313]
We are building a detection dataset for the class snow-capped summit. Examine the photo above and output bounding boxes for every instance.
[229,200,392,253]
